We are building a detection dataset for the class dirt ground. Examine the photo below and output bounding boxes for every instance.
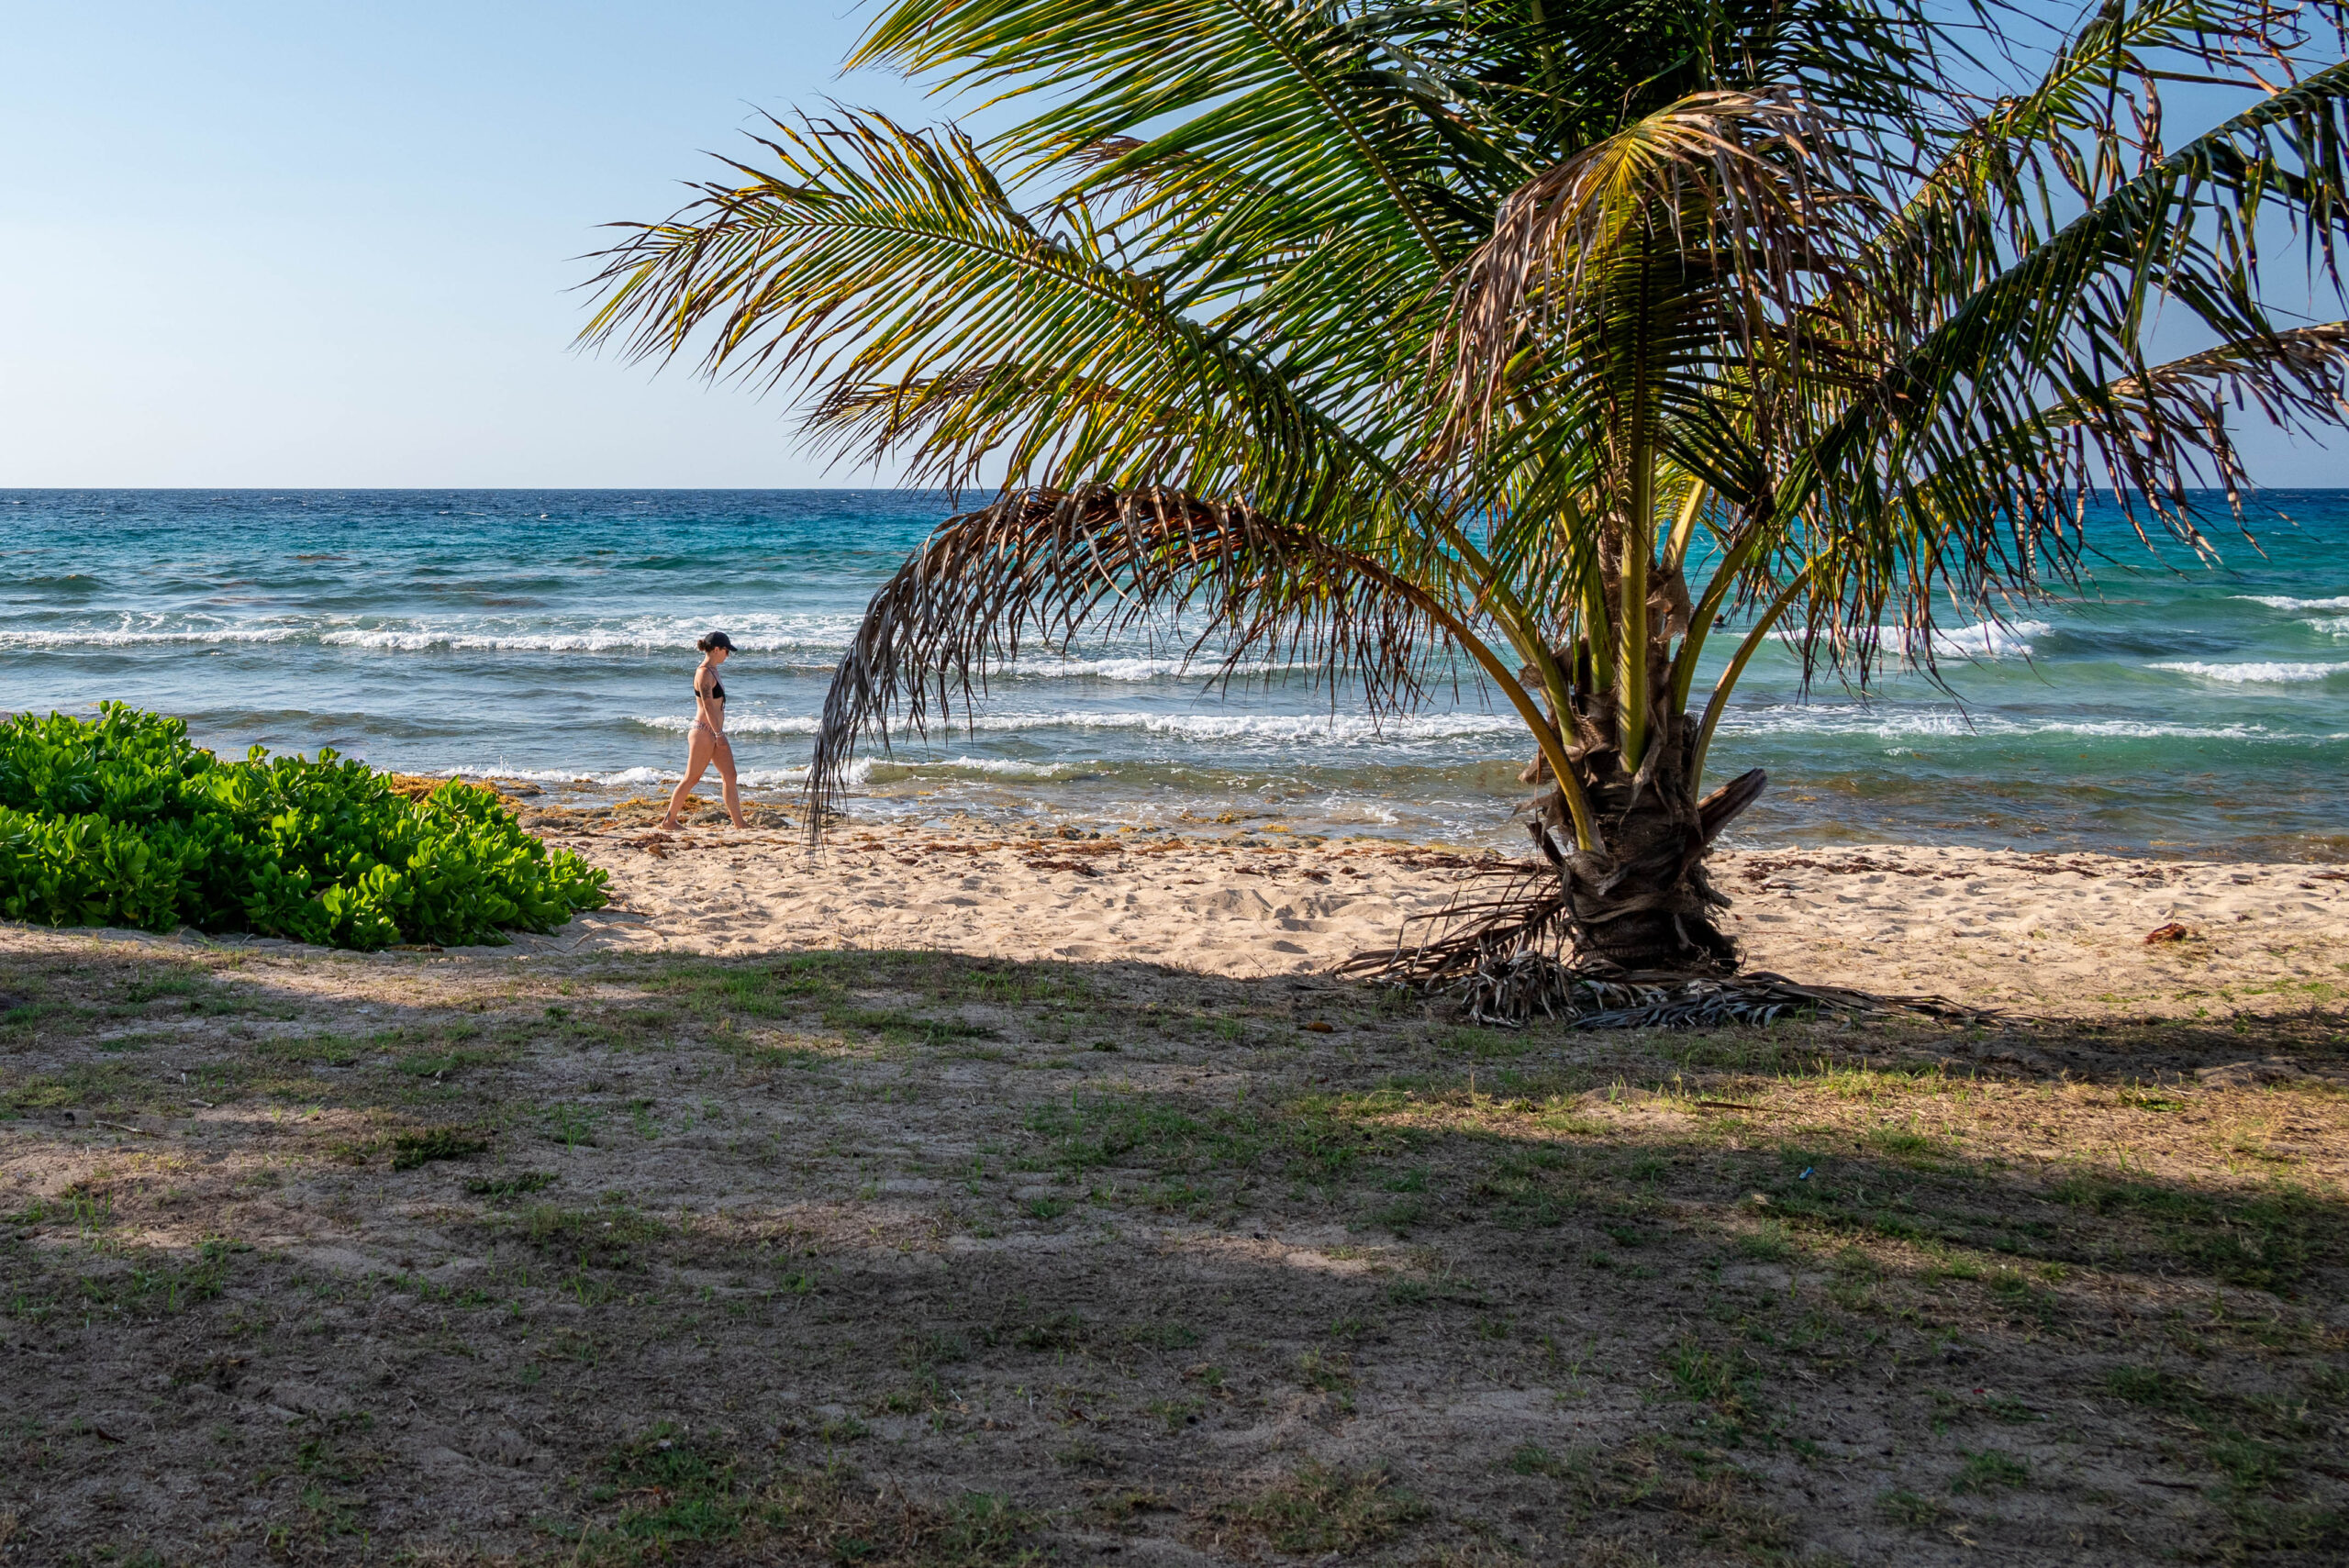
[1,843,2345,1565]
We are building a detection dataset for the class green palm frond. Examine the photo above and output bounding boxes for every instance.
[805,484,1584,825]
[1796,54,2349,607]
[851,0,1475,267]
[581,110,1419,517]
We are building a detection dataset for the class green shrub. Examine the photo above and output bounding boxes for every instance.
[0,704,607,950]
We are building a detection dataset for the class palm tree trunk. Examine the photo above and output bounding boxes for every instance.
[1533,722,1765,973]
[1521,622,1765,974]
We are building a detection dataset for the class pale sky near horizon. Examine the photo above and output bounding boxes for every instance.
[1,1,937,488]
[2,3,2343,489]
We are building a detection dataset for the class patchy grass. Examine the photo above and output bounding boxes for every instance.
[1,933,2344,1564]
[1952,1449,2031,1495]
[1214,1462,1428,1555]
[388,1128,489,1170]
[569,1426,1043,1565]
[463,1169,557,1200]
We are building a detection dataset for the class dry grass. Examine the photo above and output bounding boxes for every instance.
[0,927,2343,1565]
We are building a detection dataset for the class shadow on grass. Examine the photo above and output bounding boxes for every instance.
[2,936,2345,1564]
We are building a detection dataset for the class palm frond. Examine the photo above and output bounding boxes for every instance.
[850,0,1478,268]
[803,484,1457,823]
[578,110,1422,517]
[1783,55,2349,646]
[1437,89,1868,448]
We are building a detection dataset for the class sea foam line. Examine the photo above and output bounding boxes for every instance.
[317,613,864,653]
[425,760,874,789]
[1714,706,2337,740]
[0,617,1326,679]
[2147,660,2349,684]
[2235,594,2349,611]
[629,708,1525,744]
[0,612,869,655]
[0,625,306,648]
[1769,620,2051,660]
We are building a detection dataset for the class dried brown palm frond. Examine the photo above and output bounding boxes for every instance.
[1434,88,1879,456]
[1494,963,1987,1030]
[1341,832,1984,1029]
[803,484,1464,830]
[1336,765,1770,998]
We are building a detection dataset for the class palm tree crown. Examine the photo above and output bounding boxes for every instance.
[584,0,2349,992]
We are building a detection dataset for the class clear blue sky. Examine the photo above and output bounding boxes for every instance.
[1,3,2342,488]
[0,1,936,487]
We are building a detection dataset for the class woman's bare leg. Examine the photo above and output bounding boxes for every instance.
[661,729,718,828]
[713,736,748,828]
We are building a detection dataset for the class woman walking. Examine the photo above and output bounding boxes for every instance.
[660,631,750,830]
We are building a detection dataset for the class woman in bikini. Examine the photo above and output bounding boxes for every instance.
[660,630,750,830]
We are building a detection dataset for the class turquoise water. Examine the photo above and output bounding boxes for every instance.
[1,489,2343,859]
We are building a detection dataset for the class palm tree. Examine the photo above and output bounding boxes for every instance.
[584,0,2349,1006]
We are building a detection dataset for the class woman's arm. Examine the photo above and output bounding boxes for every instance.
[694,668,722,732]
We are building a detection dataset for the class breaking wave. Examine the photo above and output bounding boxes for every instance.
[1717,706,2333,741]
[2147,660,2349,684]
[632,708,1524,745]
[2235,594,2349,611]
[1770,620,2051,660]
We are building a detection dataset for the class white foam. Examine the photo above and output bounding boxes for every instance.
[2147,660,2349,684]
[2306,617,2349,638]
[1718,706,2306,740]
[956,709,1525,743]
[422,758,872,789]
[0,624,305,648]
[0,610,868,655]
[1770,620,2050,660]
[2236,594,2349,610]
[927,756,1074,777]
[632,707,1523,745]
[319,612,864,654]
[2032,719,2281,738]
[996,656,1302,683]
[631,713,825,736]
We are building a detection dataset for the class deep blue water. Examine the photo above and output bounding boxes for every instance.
[2,488,2343,859]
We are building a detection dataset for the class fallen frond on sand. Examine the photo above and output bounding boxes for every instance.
[1340,855,1987,1029]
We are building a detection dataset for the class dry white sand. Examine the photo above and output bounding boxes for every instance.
[514,820,2349,1019]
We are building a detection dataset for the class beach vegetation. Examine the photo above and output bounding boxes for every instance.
[584,0,2349,1006]
[0,704,607,949]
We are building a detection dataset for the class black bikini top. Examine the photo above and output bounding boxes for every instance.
[697,673,726,703]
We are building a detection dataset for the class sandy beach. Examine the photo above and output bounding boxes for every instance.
[503,804,2349,1024]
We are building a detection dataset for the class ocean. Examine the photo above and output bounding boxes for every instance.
[3,488,2343,861]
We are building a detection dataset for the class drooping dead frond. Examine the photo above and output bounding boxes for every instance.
[803,484,1455,830]
[1502,965,1987,1029]
[1341,846,1985,1029]
[1340,766,1772,1009]
[1337,851,1574,995]
[1436,89,1873,450]
[2090,323,2349,500]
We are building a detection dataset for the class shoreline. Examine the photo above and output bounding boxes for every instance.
[429,771,2349,867]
